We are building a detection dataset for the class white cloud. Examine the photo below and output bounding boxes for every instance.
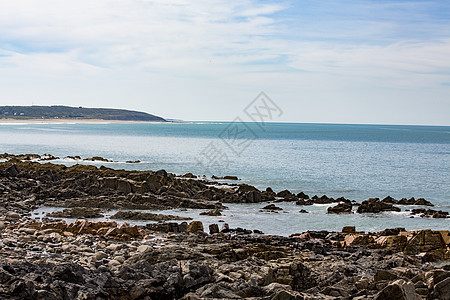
[0,0,449,124]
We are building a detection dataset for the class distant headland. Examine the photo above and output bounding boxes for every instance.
[0,105,166,122]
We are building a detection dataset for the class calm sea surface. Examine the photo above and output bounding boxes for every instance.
[1,122,449,235]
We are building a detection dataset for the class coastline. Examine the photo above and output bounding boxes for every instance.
[0,154,449,299]
[0,118,169,124]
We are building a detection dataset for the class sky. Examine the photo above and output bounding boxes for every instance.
[0,0,449,125]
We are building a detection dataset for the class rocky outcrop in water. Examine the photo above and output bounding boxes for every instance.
[110,211,192,221]
[357,198,401,213]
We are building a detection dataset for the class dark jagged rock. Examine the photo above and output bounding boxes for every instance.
[199,208,223,216]
[296,192,310,199]
[327,201,352,214]
[110,211,192,221]
[46,207,104,219]
[357,198,401,213]
[276,189,292,198]
[411,208,449,218]
[262,204,282,211]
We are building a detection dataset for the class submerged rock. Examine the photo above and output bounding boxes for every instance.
[46,207,104,219]
[110,211,192,221]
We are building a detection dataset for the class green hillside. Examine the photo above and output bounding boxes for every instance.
[0,106,166,122]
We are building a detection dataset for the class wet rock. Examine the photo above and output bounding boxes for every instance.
[342,226,356,233]
[209,224,219,234]
[187,221,204,234]
[411,208,449,218]
[200,208,222,216]
[327,202,352,214]
[46,207,104,219]
[276,190,293,198]
[262,204,282,211]
[382,196,398,204]
[85,156,111,162]
[414,198,434,206]
[357,198,401,213]
[296,192,310,199]
[111,211,191,221]
[212,175,238,180]
[379,228,406,236]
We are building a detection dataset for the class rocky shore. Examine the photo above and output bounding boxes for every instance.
[0,217,449,299]
[1,154,449,299]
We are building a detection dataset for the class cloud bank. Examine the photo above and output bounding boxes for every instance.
[0,0,449,124]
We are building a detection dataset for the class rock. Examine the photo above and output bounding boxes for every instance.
[209,224,219,234]
[296,192,309,199]
[299,209,308,213]
[295,199,306,205]
[342,226,356,233]
[404,230,446,256]
[19,228,37,235]
[5,211,20,221]
[137,245,152,253]
[357,198,401,213]
[276,190,292,198]
[375,270,399,281]
[398,197,414,205]
[262,204,282,211]
[432,276,450,300]
[46,207,104,219]
[187,221,204,234]
[313,195,334,204]
[111,211,191,221]
[375,279,421,300]
[108,259,121,267]
[379,228,406,236]
[382,196,398,204]
[200,209,222,216]
[182,172,196,178]
[94,251,108,261]
[411,208,449,218]
[155,169,168,177]
[327,202,352,214]
[221,223,230,233]
[414,198,433,206]
[5,164,20,176]
[0,221,5,231]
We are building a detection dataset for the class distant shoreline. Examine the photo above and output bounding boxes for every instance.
[0,118,168,124]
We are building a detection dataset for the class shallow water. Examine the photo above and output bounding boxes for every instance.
[2,122,449,233]
[32,203,449,236]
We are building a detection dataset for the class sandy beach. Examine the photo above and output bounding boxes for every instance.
[0,118,168,124]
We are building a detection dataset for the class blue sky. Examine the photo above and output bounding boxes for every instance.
[0,0,449,125]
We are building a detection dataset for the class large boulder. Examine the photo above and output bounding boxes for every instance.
[375,279,421,300]
[404,230,447,257]
[327,202,352,214]
[187,221,204,234]
[357,198,401,213]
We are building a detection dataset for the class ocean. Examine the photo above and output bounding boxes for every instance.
[1,122,449,235]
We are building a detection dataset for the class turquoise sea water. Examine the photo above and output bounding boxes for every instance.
[1,122,449,234]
